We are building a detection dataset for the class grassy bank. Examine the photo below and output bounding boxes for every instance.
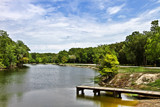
[96,66,160,91]
[58,63,160,73]
[119,66,160,73]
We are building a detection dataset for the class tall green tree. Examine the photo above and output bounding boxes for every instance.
[124,31,147,65]
[0,30,17,68]
[151,20,159,32]
[145,32,160,66]
[0,30,30,68]
[145,20,160,66]
[15,40,30,66]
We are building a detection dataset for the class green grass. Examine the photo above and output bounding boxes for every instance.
[148,79,160,88]
[119,67,160,73]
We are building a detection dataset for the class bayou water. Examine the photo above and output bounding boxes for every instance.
[0,64,138,107]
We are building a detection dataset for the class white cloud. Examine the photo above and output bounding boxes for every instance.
[0,0,46,21]
[0,0,160,53]
[107,4,125,15]
[30,42,101,53]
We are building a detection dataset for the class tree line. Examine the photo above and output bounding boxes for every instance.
[29,53,56,64]
[30,20,159,66]
[0,30,30,69]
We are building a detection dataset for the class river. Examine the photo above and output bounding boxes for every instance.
[0,64,138,107]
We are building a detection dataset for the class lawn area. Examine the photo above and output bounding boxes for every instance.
[148,79,160,88]
[119,66,160,73]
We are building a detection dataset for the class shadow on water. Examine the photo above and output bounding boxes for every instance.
[0,67,29,107]
[77,94,138,107]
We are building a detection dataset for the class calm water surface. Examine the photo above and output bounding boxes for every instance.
[0,64,138,107]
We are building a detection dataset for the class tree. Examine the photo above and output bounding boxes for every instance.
[69,55,76,63]
[56,50,69,64]
[0,30,17,68]
[108,42,127,64]
[124,31,147,65]
[145,20,160,66]
[16,40,30,66]
[99,53,119,79]
[145,32,160,66]
[42,57,48,64]
[0,30,30,68]
[61,56,68,64]
[151,20,159,32]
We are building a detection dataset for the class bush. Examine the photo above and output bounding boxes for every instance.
[99,54,119,77]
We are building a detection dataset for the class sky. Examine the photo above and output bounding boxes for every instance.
[0,0,160,53]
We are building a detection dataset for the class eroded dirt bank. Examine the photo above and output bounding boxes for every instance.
[98,73,160,107]
[99,73,160,90]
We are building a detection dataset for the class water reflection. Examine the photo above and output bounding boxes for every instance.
[77,94,138,107]
[0,67,29,107]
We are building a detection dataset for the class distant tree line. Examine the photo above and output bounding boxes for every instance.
[29,53,57,64]
[0,30,30,69]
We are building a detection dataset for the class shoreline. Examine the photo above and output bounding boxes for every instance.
[58,63,99,70]
[135,99,160,107]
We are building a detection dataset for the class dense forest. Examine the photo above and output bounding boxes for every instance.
[1,20,160,69]
[30,20,160,66]
[0,30,30,69]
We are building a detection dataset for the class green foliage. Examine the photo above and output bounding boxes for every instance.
[119,67,160,73]
[0,61,6,69]
[148,79,160,88]
[15,40,30,66]
[145,20,160,66]
[99,53,119,76]
[42,57,48,64]
[69,55,76,63]
[64,45,118,64]
[0,30,30,68]
[56,50,69,64]
[145,32,160,63]
[29,53,57,64]
[61,56,68,64]
[108,42,127,64]
[124,31,147,65]
[151,20,159,32]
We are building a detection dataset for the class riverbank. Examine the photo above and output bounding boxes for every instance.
[58,63,98,70]
[99,73,160,91]
[58,64,160,91]
[63,64,160,106]
[136,99,160,107]
[98,69,160,107]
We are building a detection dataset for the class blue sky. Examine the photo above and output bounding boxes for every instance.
[0,0,160,53]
